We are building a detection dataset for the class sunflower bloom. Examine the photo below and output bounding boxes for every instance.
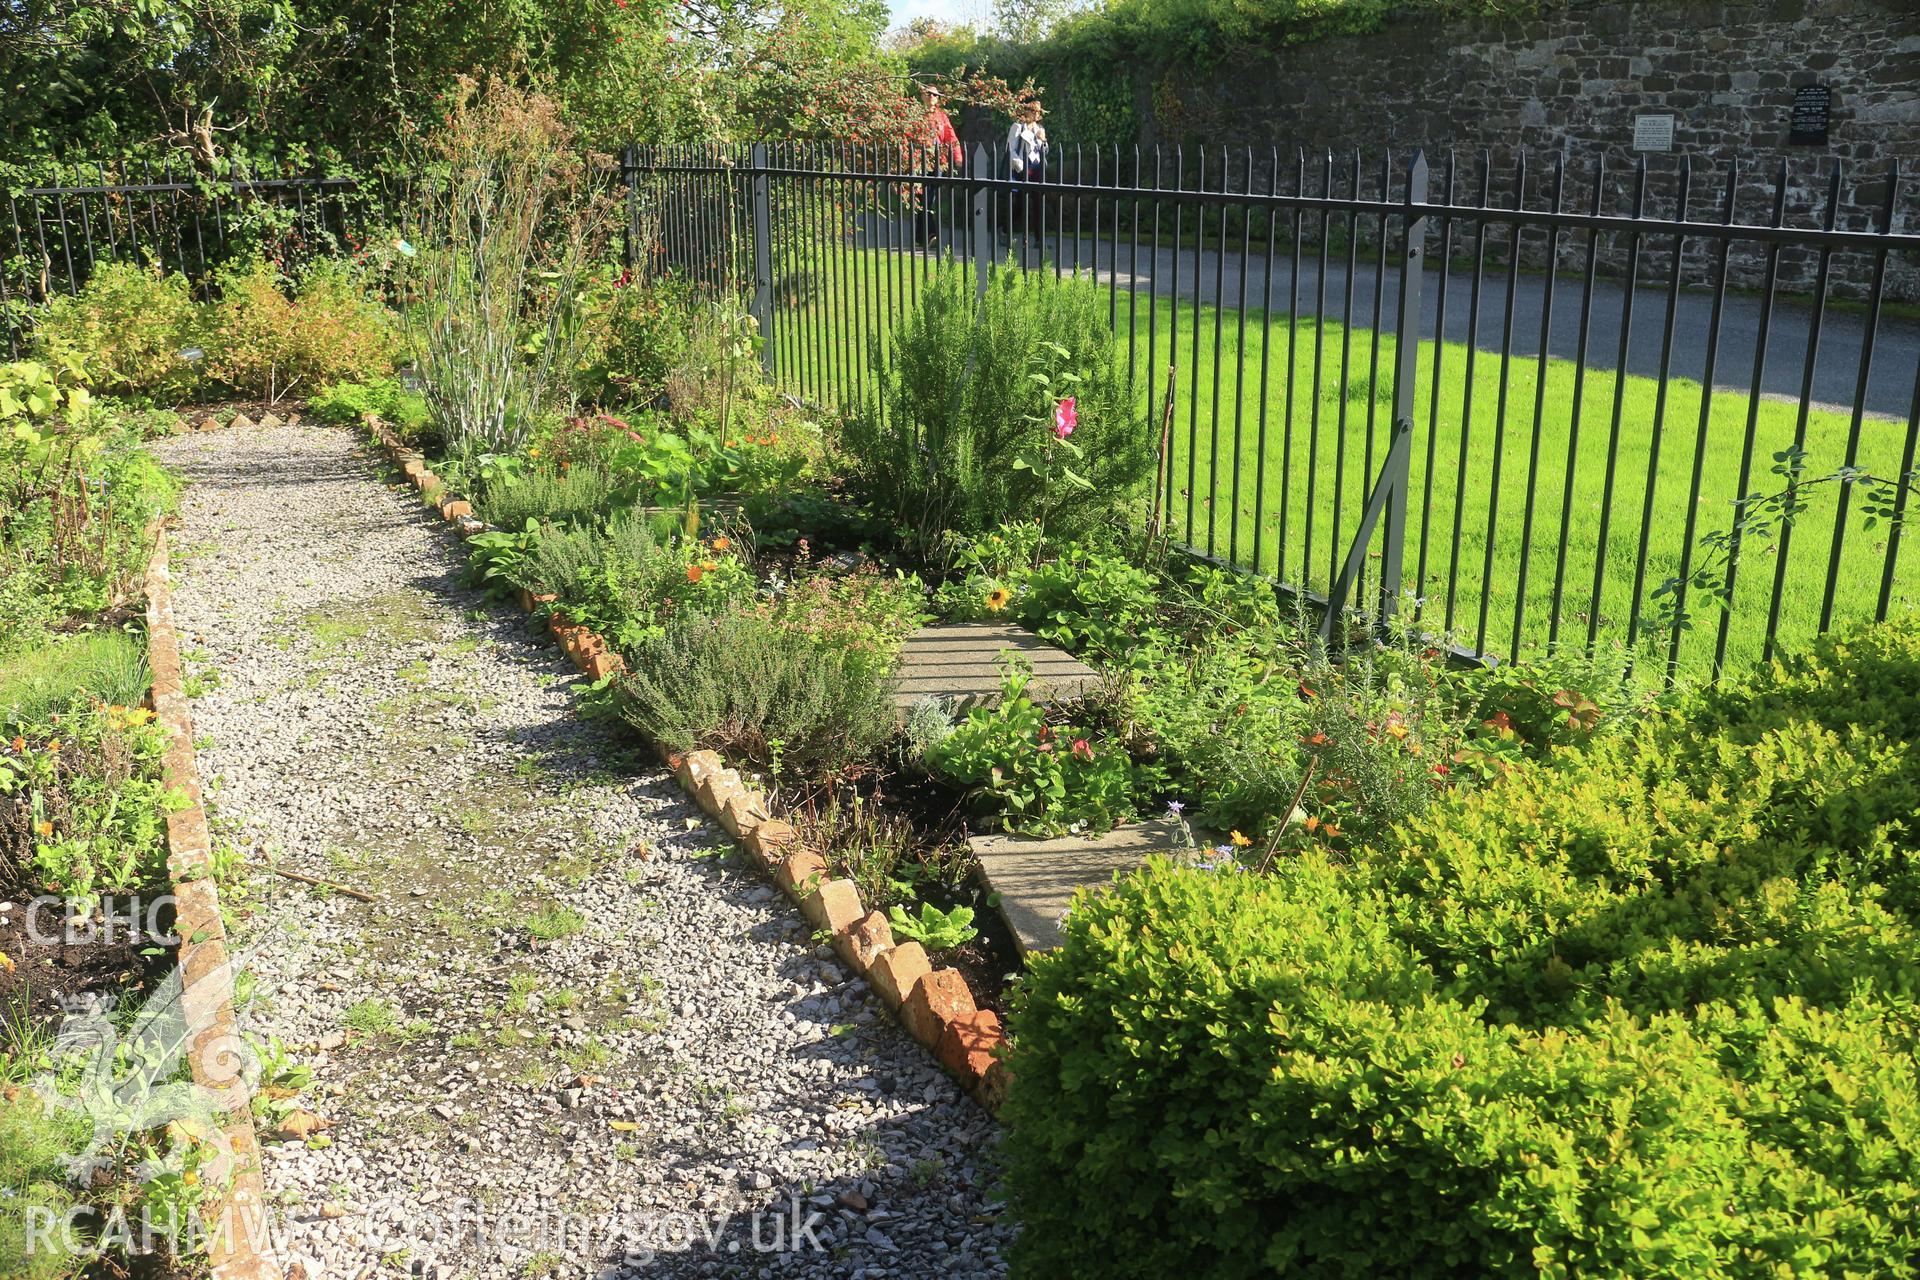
[984,586,1012,612]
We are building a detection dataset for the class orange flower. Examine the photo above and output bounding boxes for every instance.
[686,564,705,583]
[1385,721,1409,740]
[701,560,718,573]
[34,820,53,838]
[711,537,732,552]
[7,736,21,753]
[45,740,60,753]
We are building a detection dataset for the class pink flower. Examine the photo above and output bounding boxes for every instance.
[1070,738,1094,760]
[1053,396,1077,439]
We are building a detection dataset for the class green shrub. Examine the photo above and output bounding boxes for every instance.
[3,698,177,900]
[846,265,1152,557]
[205,255,393,399]
[578,271,692,407]
[31,263,202,403]
[930,662,1148,835]
[308,377,432,443]
[0,630,149,730]
[1,382,175,658]
[0,1090,88,1280]
[477,462,616,532]
[506,512,752,650]
[1004,616,1920,1278]
[617,608,896,783]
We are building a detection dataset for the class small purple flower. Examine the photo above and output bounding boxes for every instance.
[1165,800,1185,816]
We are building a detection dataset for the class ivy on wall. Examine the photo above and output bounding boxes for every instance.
[908,0,1543,91]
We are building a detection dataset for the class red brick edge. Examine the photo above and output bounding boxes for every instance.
[145,528,283,1280]
[358,415,1009,1112]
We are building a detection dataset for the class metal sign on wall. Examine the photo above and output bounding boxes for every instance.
[1632,114,1675,152]
[1789,85,1832,145]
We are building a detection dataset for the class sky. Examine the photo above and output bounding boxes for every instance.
[888,0,986,31]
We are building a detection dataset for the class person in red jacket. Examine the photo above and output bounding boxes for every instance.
[916,85,963,247]
[924,85,963,168]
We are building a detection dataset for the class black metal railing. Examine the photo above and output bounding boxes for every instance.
[626,141,1920,679]
[2,162,390,354]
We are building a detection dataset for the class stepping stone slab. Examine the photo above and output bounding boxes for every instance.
[893,622,1099,717]
[970,814,1188,956]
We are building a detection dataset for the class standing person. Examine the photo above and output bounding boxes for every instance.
[924,85,963,168]
[917,85,963,247]
[1006,92,1048,258]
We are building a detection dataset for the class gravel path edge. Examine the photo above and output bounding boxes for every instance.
[146,526,284,1280]
[363,414,1014,1115]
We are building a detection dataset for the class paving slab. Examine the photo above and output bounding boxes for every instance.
[969,814,1187,956]
[893,622,1099,716]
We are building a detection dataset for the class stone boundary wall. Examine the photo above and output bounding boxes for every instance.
[982,0,1919,300]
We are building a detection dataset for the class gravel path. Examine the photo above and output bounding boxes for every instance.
[151,422,1008,1280]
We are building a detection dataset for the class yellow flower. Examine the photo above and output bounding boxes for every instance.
[34,821,53,838]
[528,447,541,459]
[1229,830,1252,847]
[984,586,1012,613]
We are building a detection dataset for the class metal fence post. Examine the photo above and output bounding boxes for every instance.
[622,145,639,273]
[749,142,775,373]
[1320,150,1428,647]
[970,144,992,299]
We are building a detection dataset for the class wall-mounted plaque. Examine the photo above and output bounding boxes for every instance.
[1633,114,1675,152]
[1789,85,1831,145]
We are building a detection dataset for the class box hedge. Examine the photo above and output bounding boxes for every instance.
[1003,618,1920,1278]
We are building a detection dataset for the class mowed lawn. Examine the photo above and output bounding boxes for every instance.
[767,247,1917,678]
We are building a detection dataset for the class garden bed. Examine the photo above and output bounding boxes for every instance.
[0,892,172,1025]
[2,361,279,1280]
[337,250,1672,1117]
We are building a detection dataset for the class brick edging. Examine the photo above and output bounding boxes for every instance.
[144,528,282,1280]
[358,414,1012,1113]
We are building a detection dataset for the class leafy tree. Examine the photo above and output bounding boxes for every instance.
[0,0,918,172]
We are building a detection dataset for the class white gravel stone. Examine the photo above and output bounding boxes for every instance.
[152,423,1009,1279]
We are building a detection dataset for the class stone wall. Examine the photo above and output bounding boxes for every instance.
[968,0,1920,299]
